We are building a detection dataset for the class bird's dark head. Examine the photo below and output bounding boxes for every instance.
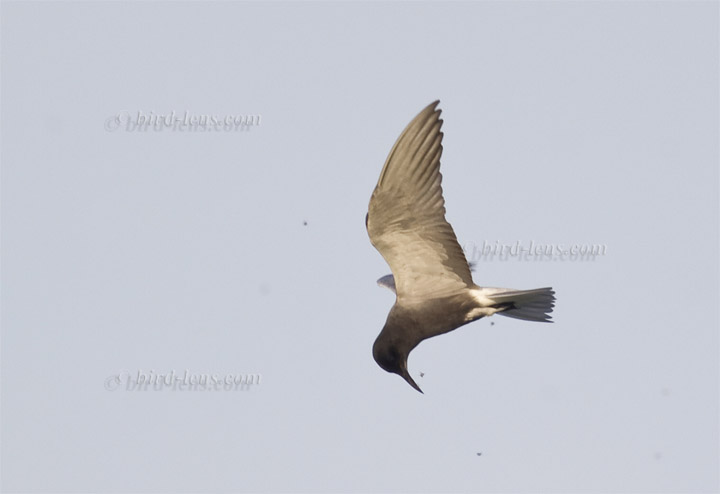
[372,334,423,393]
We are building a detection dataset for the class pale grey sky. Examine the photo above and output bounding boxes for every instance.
[2,2,718,492]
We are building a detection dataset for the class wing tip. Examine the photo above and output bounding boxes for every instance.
[425,100,442,118]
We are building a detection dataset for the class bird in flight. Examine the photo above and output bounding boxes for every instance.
[366,101,555,393]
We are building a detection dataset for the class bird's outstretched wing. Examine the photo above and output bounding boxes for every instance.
[366,101,473,302]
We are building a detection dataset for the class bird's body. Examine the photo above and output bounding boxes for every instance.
[366,101,555,393]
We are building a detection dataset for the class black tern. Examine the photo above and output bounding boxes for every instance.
[366,101,555,393]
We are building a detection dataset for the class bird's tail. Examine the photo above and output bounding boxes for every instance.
[491,287,555,322]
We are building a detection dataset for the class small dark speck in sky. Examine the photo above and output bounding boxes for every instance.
[490,321,495,326]
[303,220,308,226]
[476,452,482,456]
[419,372,424,378]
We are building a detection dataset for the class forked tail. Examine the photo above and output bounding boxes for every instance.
[492,287,555,322]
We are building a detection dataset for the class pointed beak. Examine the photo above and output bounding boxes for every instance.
[401,364,423,394]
